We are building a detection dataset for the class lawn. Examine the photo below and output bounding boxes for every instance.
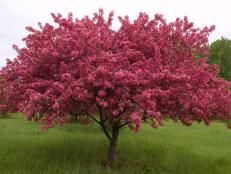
[0,114,231,174]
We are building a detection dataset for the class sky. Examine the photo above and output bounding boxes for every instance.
[0,0,231,67]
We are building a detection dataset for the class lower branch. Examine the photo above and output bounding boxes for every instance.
[118,122,129,128]
[86,112,112,141]
[86,112,101,125]
[100,122,112,142]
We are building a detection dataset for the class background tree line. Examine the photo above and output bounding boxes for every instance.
[209,37,231,81]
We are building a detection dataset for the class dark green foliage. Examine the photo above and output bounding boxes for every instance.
[209,37,231,80]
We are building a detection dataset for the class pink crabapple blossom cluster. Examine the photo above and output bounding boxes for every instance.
[1,9,231,130]
[0,76,16,115]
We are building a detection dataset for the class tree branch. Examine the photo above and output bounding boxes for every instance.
[118,117,147,128]
[101,122,112,142]
[86,112,101,125]
[97,104,112,142]
[118,122,130,128]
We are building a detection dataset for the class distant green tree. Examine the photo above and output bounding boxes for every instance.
[209,37,231,80]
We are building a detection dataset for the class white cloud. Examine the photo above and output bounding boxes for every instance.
[0,0,230,67]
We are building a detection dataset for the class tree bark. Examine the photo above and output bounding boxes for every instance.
[96,105,120,166]
[105,125,119,166]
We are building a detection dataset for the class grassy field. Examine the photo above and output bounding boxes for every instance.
[0,114,231,174]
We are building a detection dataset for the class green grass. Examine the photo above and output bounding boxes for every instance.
[0,114,231,174]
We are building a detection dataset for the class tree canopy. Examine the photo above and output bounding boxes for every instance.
[0,76,15,116]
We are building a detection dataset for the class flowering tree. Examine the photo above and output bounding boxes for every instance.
[0,76,14,116]
[1,10,231,165]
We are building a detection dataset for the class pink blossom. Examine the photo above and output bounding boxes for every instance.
[0,9,230,130]
[98,90,106,97]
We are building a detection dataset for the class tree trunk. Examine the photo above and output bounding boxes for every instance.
[105,126,119,166]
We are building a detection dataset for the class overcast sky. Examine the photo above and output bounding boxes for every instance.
[0,0,231,67]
